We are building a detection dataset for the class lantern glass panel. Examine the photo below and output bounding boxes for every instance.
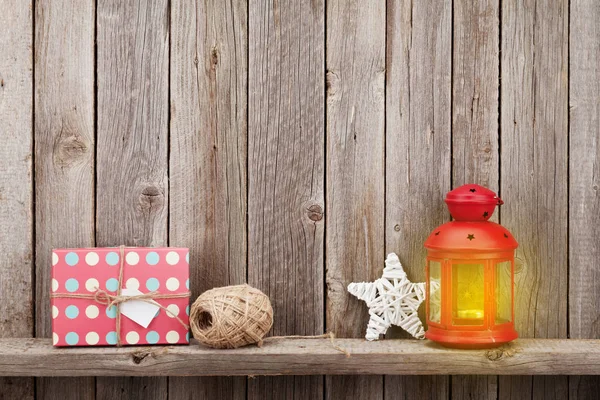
[428,260,442,324]
[495,261,512,324]
[452,263,485,325]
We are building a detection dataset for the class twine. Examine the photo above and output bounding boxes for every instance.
[190,284,350,356]
[190,284,273,349]
[51,246,190,346]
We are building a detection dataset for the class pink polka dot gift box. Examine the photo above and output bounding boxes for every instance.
[51,247,190,347]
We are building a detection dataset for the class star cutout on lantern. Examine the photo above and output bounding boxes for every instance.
[347,253,436,340]
[470,188,477,192]
[467,234,475,241]
[483,211,489,217]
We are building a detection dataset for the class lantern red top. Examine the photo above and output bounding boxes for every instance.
[445,184,503,221]
[425,184,518,252]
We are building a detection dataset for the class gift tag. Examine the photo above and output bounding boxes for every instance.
[119,288,160,328]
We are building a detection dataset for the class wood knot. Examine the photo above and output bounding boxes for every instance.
[211,46,219,67]
[141,186,162,197]
[485,348,503,361]
[138,185,165,213]
[53,129,89,168]
[326,70,339,97]
[514,257,524,274]
[130,347,167,364]
[131,350,152,364]
[307,204,324,221]
[485,345,520,361]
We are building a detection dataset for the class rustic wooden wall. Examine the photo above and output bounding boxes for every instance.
[0,0,598,399]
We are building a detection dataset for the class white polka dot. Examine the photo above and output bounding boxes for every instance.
[125,278,140,290]
[166,277,180,291]
[85,278,100,292]
[51,279,59,292]
[85,332,99,345]
[126,251,140,266]
[165,251,180,265]
[85,252,99,266]
[53,333,59,345]
[166,304,180,318]
[126,331,139,344]
[85,305,99,319]
[166,330,180,344]
[52,305,59,319]
[52,252,59,266]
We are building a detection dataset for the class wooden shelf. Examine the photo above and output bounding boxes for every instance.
[1,338,598,377]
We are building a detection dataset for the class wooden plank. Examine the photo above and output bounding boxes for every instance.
[96,0,169,399]
[170,377,244,400]
[0,338,598,376]
[569,0,600,398]
[326,0,385,398]
[248,0,325,398]
[500,0,569,396]
[169,0,247,398]
[33,0,95,399]
[500,376,569,400]
[384,0,451,328]
[387,377,448,400]
[452,376,497,400]
[451,0,499,397]
[0,1,34,398]
[385,0,451,398]
[498,375,531,399]
[452,0,499,189]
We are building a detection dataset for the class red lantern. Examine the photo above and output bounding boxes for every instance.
[424,184,518,348]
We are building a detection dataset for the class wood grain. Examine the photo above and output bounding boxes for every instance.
[498,375,532,399]
[569,0,600,398]
[34,0,96,399]
[499,375,568,400]
[385,0,451,398]
[452,376,498,400]
[169,0,247,398]
[326,0,385,398]
[96,0,169,398]
[0,338,598,376]
[0,1,33,398]
[452,0,499,190]
[96,377,167,400]
[170,376,244,400]
[451,0,500,397]
[388,376,449,400]
[248,0,325,398]
[385,0,451,318]
[500,0,569,397]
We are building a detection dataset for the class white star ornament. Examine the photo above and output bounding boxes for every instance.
[347,253,438,340]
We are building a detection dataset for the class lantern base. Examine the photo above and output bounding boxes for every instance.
[425,326,518,349]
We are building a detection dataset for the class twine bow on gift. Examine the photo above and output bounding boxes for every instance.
[51,246,190,346]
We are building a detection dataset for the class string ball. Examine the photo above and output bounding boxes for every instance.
[190,284,273,349]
